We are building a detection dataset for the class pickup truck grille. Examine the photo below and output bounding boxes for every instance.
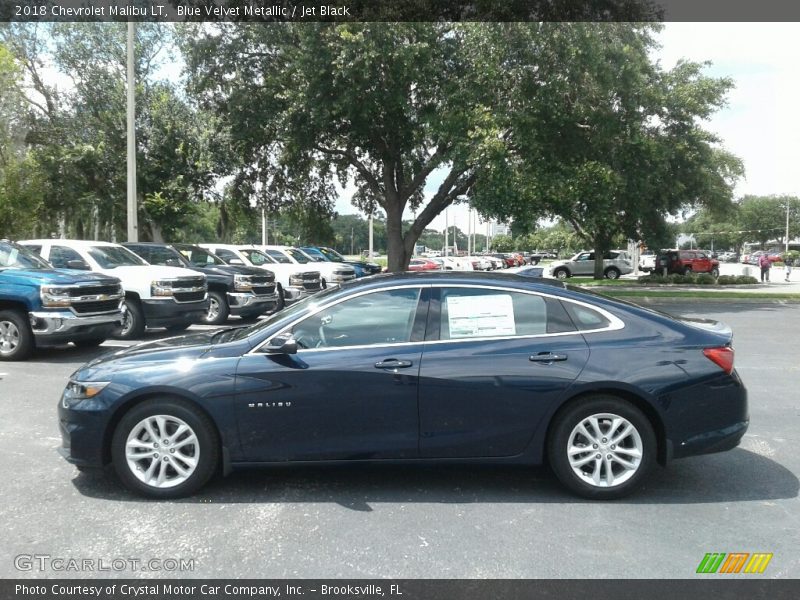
[72,299,121,314]
[251,274,274,285]
[334,270,356,281]
[252,284,276,296]
[174,290,206,303]
[69,284,119,297]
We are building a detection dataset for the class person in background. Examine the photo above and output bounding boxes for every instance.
[785,254,795,282]
[759,253,771,283]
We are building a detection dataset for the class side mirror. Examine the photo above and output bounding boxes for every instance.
[66,260,90,270]
[264,334,298,355]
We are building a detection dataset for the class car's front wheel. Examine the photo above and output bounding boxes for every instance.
[547,395,656,499]
[204,290,229,325]
[0,309,34,361]
[114,298,145,340]
[711,267,720,278]
[111,398,219,498]
[553,267,570,280]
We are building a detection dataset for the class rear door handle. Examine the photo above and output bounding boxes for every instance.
[375,359,413,369]
[529,352,568,363]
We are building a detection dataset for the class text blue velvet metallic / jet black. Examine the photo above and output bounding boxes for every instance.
[58,272,748,499]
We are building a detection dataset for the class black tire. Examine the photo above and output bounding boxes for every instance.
[553,267,570,280]
[604,267,621,280]
[73,338,106,348]
[111,397,219,499]
[531,258,540,265]
[683,266,693,276]
[203,290,230,325]
[113,298,145,340]
[547,395,656,500]
[711,267,720,278]
[274,285,286,312]
[238,312,262,322]
[166,323,191,333]
[0,309,35,361]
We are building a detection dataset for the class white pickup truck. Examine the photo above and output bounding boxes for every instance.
[20,239,208,339]
[199,244,322,309]
[255,245,356,286]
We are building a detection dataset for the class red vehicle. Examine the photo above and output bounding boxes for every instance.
[408,258,440,271]
[656,249,720,277]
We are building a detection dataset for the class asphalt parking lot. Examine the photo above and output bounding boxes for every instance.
[1,301,798,579]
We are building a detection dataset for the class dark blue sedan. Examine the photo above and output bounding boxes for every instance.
[58,272,748,500]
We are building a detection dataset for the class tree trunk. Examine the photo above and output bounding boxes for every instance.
[385,205,411,272]
[593,242,606,280]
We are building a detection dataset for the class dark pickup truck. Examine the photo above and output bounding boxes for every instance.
[123,243,278,325]
[0,240,124,360]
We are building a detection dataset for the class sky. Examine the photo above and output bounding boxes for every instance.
[335,23,800,235]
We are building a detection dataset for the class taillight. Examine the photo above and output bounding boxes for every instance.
[703,346,734,374]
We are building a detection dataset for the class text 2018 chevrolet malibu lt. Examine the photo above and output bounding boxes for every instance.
[58,272,747,500]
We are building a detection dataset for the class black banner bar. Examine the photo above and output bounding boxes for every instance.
[3,0,800,23]
[3,580,800,600]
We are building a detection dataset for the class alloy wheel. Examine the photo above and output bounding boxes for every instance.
[206,297,220,322]
[566,412,643,488]
[0,320,20,356]
[125,415,200,489]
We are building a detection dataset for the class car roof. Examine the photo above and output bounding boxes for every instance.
[20,239,121,247]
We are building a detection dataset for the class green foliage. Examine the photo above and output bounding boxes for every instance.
[640,273,758,286]
[491,234,514,252]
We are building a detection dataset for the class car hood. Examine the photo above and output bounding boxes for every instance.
[195,264,267,277]
[102,265,203,280]
[76,330,251,379]
[1,268,119,285]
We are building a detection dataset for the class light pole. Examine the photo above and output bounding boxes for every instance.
[126,22,138,242]
[786,201,791,253]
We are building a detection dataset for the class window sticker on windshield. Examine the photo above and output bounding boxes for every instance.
[446,294,516,338]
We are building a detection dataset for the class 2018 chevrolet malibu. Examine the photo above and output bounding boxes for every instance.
[58,272,748,500]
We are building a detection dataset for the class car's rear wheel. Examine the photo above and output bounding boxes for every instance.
[683,266,693,276]
[114,298,145,340]
[111,398,219,498]
[554,267,570,280]
[204,290,229,325]
[604,267,621,280]
[547,396,656,499]
[711,267,720,278]
[0,309,34,361]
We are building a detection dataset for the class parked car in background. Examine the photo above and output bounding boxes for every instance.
[199,244,322,310]
[656,249,720,277]
[439,256,474,271]
[638,251,656,272]
[491,253,515,268]
[123,243,278,325]
[549,250,634,280]
[58,272,748,500]
[467,256,493,271]
[408,258,441,271]
[20,239,208,339]
[256,245,356,287]
[301,246,382,277]
[0,240,124,360]
[717,251,738,263]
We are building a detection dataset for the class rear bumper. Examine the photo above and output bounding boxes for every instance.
[30,310,123,345]
[141,297,209,326]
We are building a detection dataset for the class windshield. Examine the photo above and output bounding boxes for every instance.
[140,246,188,267]
[286,248,312,264]
[300,247,329,262]
[263,249,293,264]
[0,242,52,270]
[241,248,276,266]
[175,245,225,267]
[318,247,345,262]
[220,285,343,343]
[88,245,147,268]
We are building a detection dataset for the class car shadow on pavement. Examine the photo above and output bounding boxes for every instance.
[71,448,798,509]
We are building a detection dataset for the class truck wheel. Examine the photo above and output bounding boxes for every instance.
[114,299,145,340]
[683,266,693,276]
[203,290,229,325]
[0,309,35,361]
[274,285,286,312]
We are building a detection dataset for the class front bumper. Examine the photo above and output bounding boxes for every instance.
[141,297,209,327]
[227,291,278,315]
[29,310,123,345]
[58,398,111,468]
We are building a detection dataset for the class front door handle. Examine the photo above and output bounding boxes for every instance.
[529,352,568,363]
[375,359,413,369]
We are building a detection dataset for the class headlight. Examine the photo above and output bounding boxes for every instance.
[151,280,175,297]
[233,274,253,292]
[40,286,72,308]
[62,380,109,408]
[289,274,304,286]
